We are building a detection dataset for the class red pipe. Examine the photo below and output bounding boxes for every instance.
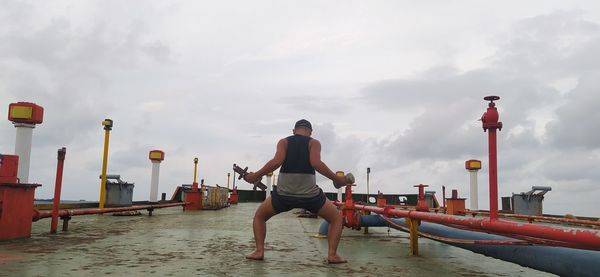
[51,147,66,234]
[488,129,498,219]
[33,202,186,221]
[336,202,600,250]
[379,215,534,246]
[436,222,591,250]
[464,210,600,227]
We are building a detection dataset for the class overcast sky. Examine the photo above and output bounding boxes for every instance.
[1,1,599,217]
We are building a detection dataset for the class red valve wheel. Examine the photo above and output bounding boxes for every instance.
[484,95,500,101]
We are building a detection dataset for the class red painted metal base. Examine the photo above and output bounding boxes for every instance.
[229,194,238,204]
[184,191,202,210]
[446,198,466,215]
[0,183,40,241]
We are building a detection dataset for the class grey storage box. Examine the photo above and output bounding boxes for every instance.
[100,174,135,207]
[512,186,551,216]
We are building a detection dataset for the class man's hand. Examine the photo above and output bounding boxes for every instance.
[333,173,355,189]
[333,175,347,189]
[244,172,261,184]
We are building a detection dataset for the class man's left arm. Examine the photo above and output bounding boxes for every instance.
[309,139,346,186]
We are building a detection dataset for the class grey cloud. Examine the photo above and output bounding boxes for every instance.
[541,150,600,182]
[358,11,600,173]
[279,95,353,115]
[140,40,172,64]
[546,73,600,150]
[370,97,486,168]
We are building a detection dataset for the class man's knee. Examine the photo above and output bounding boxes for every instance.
[326,212,342,224]
[320,204,342,224]
[254,207,276,222]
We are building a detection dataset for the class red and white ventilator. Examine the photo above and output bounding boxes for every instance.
[465,159,482,210]
[148,150,165,202]
[8,102,44,183]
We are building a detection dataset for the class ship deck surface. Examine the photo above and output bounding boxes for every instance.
[0,203,552,276]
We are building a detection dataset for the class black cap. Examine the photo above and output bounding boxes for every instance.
[294,119,312,130]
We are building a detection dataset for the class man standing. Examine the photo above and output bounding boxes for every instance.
[243,119,348,264]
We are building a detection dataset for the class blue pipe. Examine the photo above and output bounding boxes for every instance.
[319,215,600,277]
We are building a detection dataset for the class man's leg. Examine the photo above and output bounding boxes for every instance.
[246,196,277,260]
[317,199,346,263]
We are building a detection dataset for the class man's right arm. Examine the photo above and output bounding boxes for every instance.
[244,138,287,183]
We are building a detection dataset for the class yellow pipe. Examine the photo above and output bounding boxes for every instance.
[409,218,419,255]
[227,173,230,190]
[193,158,198,184]
[99,128,110,209]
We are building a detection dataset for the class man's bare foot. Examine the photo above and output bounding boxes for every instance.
[245,250,264,261]
[327,254,347,264]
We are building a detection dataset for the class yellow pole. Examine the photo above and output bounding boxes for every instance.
[99,119,113,209]
[227,173,230,190]
[409,218,419,255]
[193,158,198,184]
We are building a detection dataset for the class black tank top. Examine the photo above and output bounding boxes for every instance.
[280,135,315,175]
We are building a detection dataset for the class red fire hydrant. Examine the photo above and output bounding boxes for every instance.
[481,96,502,220]
[376,191,387,207]
[229,186,239,204]
[415,184,429,212]
[341,182,360,229]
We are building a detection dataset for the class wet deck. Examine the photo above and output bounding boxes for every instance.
[0,203,552,276]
